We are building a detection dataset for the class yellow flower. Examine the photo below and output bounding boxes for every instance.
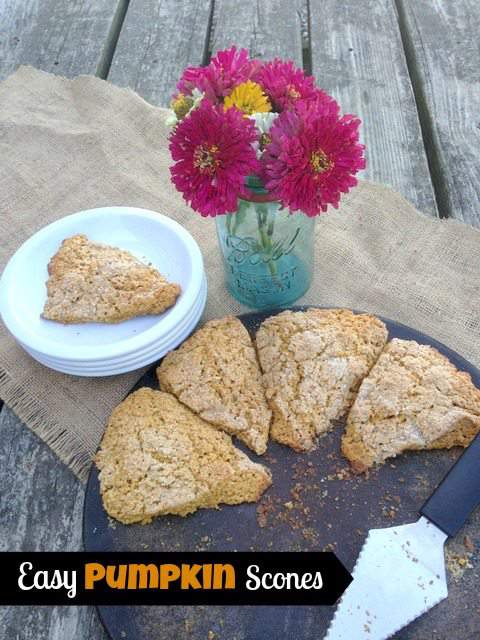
[224,81,271,116]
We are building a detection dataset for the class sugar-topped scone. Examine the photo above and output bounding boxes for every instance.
[256,309,388,451]
[42,234,180,323]
[96,388,272,524]
[157,317,271,455]
[342,338,480,471]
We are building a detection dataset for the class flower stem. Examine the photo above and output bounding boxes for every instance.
[256,205,277,277]
[226,213,232,236]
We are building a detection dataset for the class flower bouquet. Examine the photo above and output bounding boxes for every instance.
[167,47,365,309]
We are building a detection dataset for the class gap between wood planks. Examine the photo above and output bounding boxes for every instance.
[203,0,217,65]
[96,0,131,80]
[394,0,450,219]
[203,0,311,67]
[302,0,313,75]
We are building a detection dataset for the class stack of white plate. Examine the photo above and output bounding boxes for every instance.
[0,206,207,376]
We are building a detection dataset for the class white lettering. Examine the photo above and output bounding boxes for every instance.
[246,564,262,590]
[245,565,323,591]
[18,562,76,599]
[18,562,34,591]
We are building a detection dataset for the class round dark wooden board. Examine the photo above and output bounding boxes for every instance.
[83,307,480,640]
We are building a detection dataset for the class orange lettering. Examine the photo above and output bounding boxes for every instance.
[106,565,127,589]
[202,564,213,589]
[180,564,202,589]
[213,564,235,589]
[84,563,106,590]
[127,564,159,589]
[159,564,181,589]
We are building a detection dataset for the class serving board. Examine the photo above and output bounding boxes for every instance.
[83,308,480,640]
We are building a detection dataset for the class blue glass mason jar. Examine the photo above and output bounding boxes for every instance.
[215,176,315,309]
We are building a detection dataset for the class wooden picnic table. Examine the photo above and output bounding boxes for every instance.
[0,1,478,638]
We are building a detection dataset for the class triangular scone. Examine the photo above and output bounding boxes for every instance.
[342,339,480,472]
[157,316,271,455]
[42,234,180,323]
[256,309,388,451]
[96,388,272,524]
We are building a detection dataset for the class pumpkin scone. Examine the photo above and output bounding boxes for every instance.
[42,234,180,323]
[256,309,388,451]
[157,316,271,455]
[342,338,480,472]
[96,388,272,524]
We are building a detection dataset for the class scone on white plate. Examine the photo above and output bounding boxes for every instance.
[157,316,271,455]
[96,388,272,524]
[42,234,180,323]
[342,338,480,471]
[256,308,388,451]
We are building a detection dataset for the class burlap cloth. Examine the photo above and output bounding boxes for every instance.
[1,66,479,481]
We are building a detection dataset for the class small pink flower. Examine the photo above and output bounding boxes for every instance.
[175,66,208,98]
[177,46,258,103]
[169,100,260,216]
[261,97,365,216]
[254,59,329,111]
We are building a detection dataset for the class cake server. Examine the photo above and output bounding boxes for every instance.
[325,432,480,640]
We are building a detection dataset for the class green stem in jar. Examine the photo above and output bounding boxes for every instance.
[225,212,234,237]
[256,204,277,278]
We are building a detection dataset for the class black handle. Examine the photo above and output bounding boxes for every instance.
[420,432,480,537]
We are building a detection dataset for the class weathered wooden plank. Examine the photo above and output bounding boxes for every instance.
[0,405,107,639]
[309,0,438,217]
[397,0,480,226]
[0,3,128,636]
[108,0,213,106]
[210,0,304,65]
[0,0,127,80]
[0,600,108,640]
[0,407,84,552]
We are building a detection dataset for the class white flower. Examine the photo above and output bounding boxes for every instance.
[190,88,204,109]
[249,112,279,158]
[165,110,178,128]
[249,111,279,134]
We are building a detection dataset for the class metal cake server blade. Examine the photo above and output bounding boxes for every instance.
[324,517,448,640]
[325,432,480,640]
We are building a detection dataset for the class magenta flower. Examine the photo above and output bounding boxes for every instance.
[254,59,328,111]
[177,46,258,102]
[175,65,208,98]
[169,100,260,217]
[261,97,365,216]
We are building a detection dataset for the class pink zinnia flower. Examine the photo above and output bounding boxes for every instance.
[177,46,258,103]
[169,100,260,216]
[175,65,208,98]
[262,97,365,216]
[254,59,330,112]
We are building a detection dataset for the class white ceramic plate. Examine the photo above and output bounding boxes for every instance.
[0,207,204,361]
[21,278,208,377]
[22,276,207,373]
[23,275,207,368]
